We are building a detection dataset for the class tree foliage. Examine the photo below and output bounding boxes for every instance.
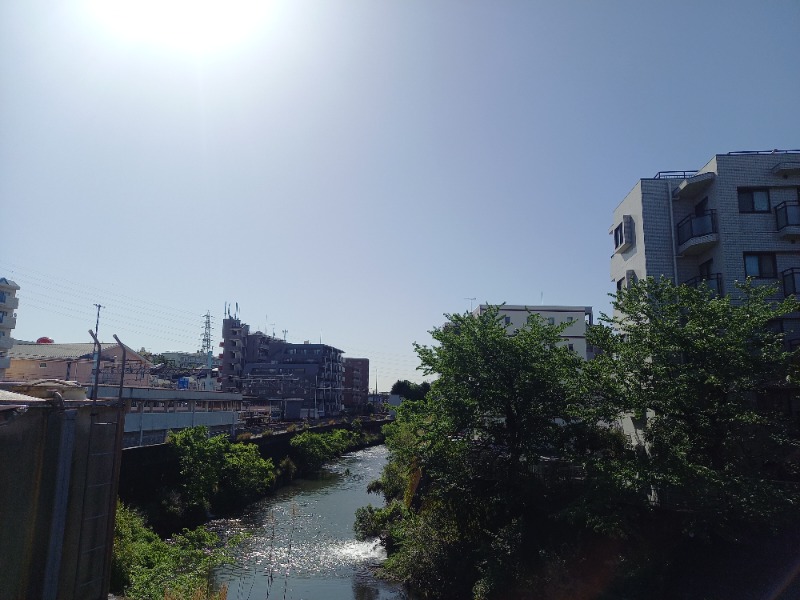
[359,286,800,598]
[358,306,584,597]
[168,426,275,513]
[390,379,431,401]
[111,502,232,600]
[577,278,800,539]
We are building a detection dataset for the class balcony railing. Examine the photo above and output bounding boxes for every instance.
[782,268,800,297]
[684,273,723,296]
[775,202,800,230]
[676,210,717,246]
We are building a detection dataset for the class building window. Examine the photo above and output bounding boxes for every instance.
[738,188,770,213]
[616,278,625,292]
[613,215,635,252]
[547,317,555,325]
[744,253,777,278]
[0,292,5,303]
[39,362,47,368]
[503,316,511,325]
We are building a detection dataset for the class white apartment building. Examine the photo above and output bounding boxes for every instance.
[610,150,800,346]
[472,305,594,359]
[0,278,20,380]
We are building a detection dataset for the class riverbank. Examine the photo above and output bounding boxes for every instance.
[111,424,390,600]
[118,419,388,534]
[211,445,411,600]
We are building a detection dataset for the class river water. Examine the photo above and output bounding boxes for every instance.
[211,445,412,600]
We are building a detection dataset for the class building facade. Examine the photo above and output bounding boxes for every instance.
[6,342,152,386]
[0,278,20,380]
[220,318,345,416]
[472,305,594,359]
[610,150,800,346]
[611,150,800,442]
[343,357,369,411]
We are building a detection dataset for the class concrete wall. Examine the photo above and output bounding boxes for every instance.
[0,400,124,599]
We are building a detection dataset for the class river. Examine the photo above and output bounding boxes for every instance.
[211,445,413,600]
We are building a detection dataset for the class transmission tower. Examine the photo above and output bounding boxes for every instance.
[202,311,213,368]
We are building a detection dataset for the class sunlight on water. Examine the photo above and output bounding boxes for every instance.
[212,446,410,600]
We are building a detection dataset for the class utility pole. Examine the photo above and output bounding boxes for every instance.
[92,304,104,393]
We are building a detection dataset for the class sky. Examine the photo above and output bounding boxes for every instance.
[2,1,799,388]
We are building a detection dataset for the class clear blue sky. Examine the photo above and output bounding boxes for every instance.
[2,1,798,387]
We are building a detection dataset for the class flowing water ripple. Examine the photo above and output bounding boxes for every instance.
[211,446,411,600]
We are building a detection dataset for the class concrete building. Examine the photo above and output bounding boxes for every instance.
[343,357,369,411]
[472,305,594,359]
[6,341,152,386]
[161,351,220,369]
[0,277,20,380]
[610,150,800,347]
[220,318,345,417]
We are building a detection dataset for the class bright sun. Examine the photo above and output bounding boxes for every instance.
[86,0,271,55]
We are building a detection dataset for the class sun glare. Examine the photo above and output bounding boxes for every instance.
[86,0,271,55]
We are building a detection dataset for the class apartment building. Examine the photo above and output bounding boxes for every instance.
[0,278,20,380]
[472,304,594,359]
[343,357,370,411]
[610,150,800,345]
[220,318,345,416]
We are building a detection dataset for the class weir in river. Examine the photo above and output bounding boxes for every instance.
[210,445,412,600]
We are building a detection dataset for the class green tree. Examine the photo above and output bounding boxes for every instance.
[578,277,800,540]
[168,426,276,513]
[358,306,583,597]
[390,379,431,401]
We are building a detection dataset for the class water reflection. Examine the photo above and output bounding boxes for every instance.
[211,446,411,600]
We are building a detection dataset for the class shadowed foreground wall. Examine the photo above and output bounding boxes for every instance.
[0,399,124,600]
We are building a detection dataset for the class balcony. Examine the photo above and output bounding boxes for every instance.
[0,316,17,330]
[676,210,719,256]
[683,273,723,296]
[0,295,18,310]
[0,356,10,370]
[0,336,12,350]
[775,202,800,240]
[782,268,800,297]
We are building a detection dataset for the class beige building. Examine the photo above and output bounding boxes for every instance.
[610,150,800,344]
[472,304,594,359]
[0,278,20,380]
[6,341,152,386]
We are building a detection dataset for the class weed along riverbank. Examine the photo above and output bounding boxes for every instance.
[111,420,390,600]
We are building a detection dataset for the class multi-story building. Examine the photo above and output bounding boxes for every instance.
[611,150,800,442]
[610,149,800,345]
[472,305,594,359]
[343,357,369,411]
[220,318,345,416]
[0,278,20,380]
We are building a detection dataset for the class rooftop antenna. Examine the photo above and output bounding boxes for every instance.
[465,297,476,312]
[540,292,544,305]
[282,329,288,341]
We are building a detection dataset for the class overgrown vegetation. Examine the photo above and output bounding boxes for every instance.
[289,420,379,473]
[356,279,800,599]
[167,426,276,517]
[111,502,232,600]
